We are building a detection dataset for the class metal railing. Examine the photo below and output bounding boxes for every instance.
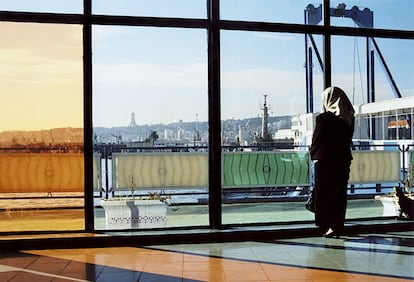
[0,143,412,201]
[94,143,414,201]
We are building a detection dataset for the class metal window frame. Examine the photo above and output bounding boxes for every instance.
[0,0,413,232]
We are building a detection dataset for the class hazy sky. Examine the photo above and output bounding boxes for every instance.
[0,1,413,130]
[0,22,83,131]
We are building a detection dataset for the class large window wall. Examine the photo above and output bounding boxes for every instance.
[0,1,413,233]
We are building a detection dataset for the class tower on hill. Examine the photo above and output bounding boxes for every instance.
[129,112,138,127]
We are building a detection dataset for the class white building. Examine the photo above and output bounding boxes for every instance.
[291,113,318,149]
[291,96,414,149]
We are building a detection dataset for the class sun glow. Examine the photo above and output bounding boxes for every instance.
[0,22,83,131]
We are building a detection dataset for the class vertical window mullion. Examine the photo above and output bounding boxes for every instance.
[83,0,94,232]
[208,0,222,229]
[323,0,331,89]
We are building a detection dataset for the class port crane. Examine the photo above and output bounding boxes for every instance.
[304,2,402,113]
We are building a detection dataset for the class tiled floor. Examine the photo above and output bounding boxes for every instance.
[0,231,413,281]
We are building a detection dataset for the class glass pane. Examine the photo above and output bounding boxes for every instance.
[92,0,206,19]
[0,22,84,232]
[221,30,315,224]
[331,36,414,105]
[221,0,323,25]
[0,0,82,14]
[305,33,325,113]
[329,1,414,30]
[410,150,414,188]
[331,35,414,219]
[92,26,209,230]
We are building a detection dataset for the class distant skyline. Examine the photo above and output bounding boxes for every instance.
[1,1,413,131]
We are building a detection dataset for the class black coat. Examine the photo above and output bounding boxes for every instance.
[310,112,353,165]
[310,112,353,233]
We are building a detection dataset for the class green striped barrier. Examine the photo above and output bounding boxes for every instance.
[223,151,310,187]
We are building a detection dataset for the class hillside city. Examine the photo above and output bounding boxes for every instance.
[0,115,292,150]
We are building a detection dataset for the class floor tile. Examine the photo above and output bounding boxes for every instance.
[0,230,413,281]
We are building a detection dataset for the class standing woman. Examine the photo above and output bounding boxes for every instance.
[310,86,355,238]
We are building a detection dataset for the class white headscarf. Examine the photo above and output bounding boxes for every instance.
[322,86,355,129]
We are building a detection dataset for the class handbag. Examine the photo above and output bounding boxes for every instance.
[305,189,315,213]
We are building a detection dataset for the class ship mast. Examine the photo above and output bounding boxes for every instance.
[261,94,271,140]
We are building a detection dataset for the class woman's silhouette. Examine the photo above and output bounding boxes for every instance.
[310,86,355,238]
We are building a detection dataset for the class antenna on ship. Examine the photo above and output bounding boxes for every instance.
[261,94,271,140]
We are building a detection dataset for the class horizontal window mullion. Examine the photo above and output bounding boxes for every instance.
[220,20,324,35]
[0,11,83,24]
[91,15,208,29]
[329,25,414,40]
[220,20,414,40]
[0,10,412,40]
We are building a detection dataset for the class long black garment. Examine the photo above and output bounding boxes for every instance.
[310,111,353,234]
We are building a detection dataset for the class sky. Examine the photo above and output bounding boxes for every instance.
[0,0,413,130]
[0,22,83,131]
